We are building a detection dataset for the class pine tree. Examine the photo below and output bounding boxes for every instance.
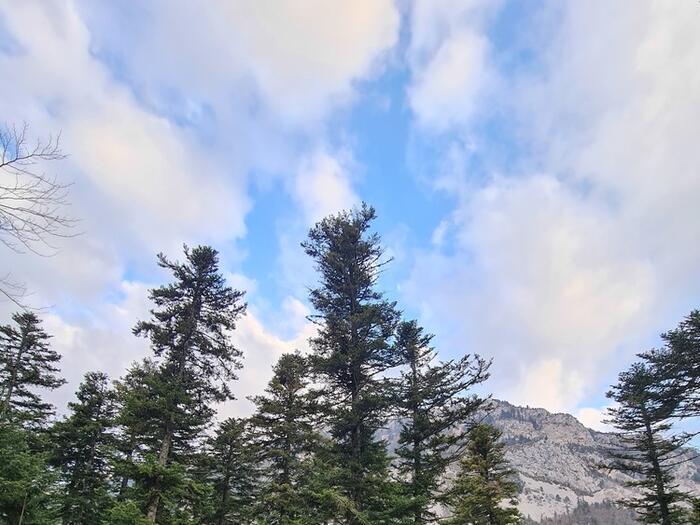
[446,424,521,525]
[0,422,59,525]
[640,310,700,419]
[393,320,490,524]
[51,371,117,525]
[132,245,247,521]
[205,418,258,525]
[302,204,400,524]
[0,311,65,427]
[250,352,328,524]
[604,362,690,525]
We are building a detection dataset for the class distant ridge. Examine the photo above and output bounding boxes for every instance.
[382,399,700,523]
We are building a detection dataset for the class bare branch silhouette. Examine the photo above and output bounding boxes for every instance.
[1,123,77,308]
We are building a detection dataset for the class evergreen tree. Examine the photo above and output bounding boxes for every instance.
[604,362,690,525]
[302,204,400,524]
[393,320,490,524]
[51,371,117,525]
[446,424,521,525]
[249,352,327,524]
[205,418,258,525]
[0,422,59,525]
[0,311,64,427]
[132,245,247,521]
[640,310,700,419]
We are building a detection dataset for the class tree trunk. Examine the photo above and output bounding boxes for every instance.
[0,338,26,418]
[146,428,172,521]
[642,408,671,525]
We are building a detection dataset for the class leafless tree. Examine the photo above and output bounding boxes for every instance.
[1,123,75,306]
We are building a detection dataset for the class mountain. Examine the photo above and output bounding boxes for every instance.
[383,399,700,524]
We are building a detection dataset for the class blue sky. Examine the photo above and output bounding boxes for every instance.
[1,1,700,430]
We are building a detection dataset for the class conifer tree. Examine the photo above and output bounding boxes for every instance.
[0,422,59,525]
[640,310,700,419]
[206,418,258,525]
[393,320,490,524]
[0,311,64,427]
[250,352,327,524]
[303,204,400,524]
[51,371,117,525]
[604,362,690,525]
[446,423,521,525]
[133,245,247,521]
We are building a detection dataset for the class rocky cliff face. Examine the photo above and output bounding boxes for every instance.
[481,400,699,521]
[383,399,700,523]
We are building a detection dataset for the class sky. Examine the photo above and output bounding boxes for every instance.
[1,0,700,431]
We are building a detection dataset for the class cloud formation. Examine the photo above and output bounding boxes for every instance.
[404,0,700,413]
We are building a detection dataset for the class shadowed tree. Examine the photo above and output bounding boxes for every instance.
[249,352,330,524]
[604,362,691,525]
[393,320,490,524]
[51,371,117,524]
[0,311,64,428]
[303,204,400,524]
[132,245,247,521]
[446,424,521,525]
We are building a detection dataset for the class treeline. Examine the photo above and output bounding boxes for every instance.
[0,205,523,525]
[604,311,700,524]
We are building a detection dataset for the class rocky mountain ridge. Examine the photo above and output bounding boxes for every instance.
[384,399,700,523]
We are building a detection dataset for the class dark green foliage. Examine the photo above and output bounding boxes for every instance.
[394,320,490,524]
[0,312,65,427]
[250,352,331,524]
[640,310,700,419]
[51,371,117,525]
[604,363,690,525]
[0,422,59,525]
[446,424,522,525]
[131,245,246,521]
[302,204,400,524]
[205,418,258,525]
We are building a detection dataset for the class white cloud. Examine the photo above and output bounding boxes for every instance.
[409,30,489,130]
[292,148,359,224]
[576,406,614,433]
[407,0,498,130]
[0,0,397,412]
[404,0,700,414]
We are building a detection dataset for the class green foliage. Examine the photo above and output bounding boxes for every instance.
[250,352,335,524]
[130,245,247,520]
[0,422,59,525]
[204,418,258,525]
[446,424,521,525]
[0,311,64,427]
[640,310,700,419]
[103,500,150,525]
[604,363,690,525]
[51,371,118,524]
[303,204,401,524]
[393,320,490,524]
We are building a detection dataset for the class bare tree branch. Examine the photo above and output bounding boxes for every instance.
[1,123,77,308]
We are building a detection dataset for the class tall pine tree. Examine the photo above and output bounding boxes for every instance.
[0,311,64,427]
[205,417,259,525]
[250,352,328,524]
[446,424,521,525]
[604,362,690,525]
[640,310,700,419]
[303,204,400,524]
[133,245,247,521]
[394,320,490,524]
[51,371,117,524]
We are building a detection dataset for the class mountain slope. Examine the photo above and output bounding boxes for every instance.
[383,399,700,523]
[481,400,699,521]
